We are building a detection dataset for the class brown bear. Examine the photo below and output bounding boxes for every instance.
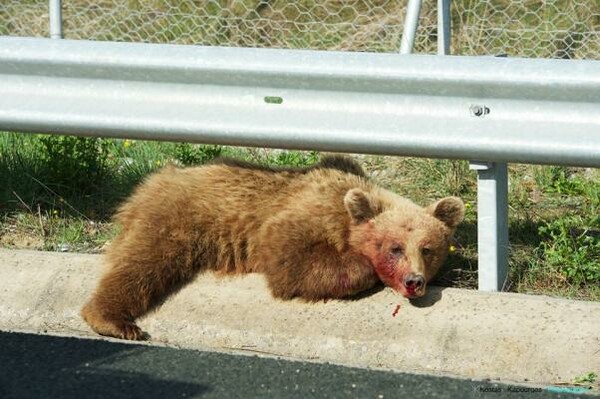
[81,155,464,340]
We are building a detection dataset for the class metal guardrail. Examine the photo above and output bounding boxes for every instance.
[1,37,599,167]
[0,35,598,292]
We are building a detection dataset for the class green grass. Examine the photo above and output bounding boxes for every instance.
[1,133,598,301]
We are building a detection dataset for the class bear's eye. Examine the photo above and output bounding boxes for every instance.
[422,248,433,256]
[390,245,404,256]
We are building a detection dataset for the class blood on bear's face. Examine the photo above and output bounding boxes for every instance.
[344,188,464,299]
[367,227,450,298]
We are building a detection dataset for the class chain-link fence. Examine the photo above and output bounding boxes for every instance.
[1,1,599,59]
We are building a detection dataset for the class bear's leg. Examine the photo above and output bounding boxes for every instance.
[264,242,378,301]
[256,208,379,301]
[82,243,199,340]
[82,266,149,340]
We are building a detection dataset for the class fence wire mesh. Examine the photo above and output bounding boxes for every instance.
[1,1,599,59]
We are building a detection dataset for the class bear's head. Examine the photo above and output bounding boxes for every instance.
[344,188,464,299]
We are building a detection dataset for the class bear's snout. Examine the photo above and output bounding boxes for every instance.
[403,273,425,297]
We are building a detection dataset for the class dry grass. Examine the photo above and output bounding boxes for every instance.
[1,0,598,58]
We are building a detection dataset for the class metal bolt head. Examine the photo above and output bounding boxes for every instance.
[471,105,483,116]
[470,105,490,117]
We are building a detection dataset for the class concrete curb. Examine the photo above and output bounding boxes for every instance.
[1,249,598,386]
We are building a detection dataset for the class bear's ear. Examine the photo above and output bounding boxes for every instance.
[427,197,465,229]
[344,189,382,224]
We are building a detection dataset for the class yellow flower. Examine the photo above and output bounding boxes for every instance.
[52,209,59,216]
[123,139,132,148]
[465,202,473,209]
[449,245,456,253]
[155,160,162,166]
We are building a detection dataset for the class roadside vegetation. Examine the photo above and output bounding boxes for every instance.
[1,133,598,300]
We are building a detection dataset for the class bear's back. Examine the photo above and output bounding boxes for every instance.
[114,159,368,237]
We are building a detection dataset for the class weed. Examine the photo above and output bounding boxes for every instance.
[36,135,112,195]
[537,215,600,285]
[573,372,597,385]
[533,166,588,195]
[173,143,223,166]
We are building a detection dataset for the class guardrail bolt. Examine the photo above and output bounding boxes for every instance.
[470,105,490,117]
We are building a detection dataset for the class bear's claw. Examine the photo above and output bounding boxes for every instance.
[119,322,148,341]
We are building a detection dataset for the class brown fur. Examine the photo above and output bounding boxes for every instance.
[81,155,464,340]
[208,154,366,177]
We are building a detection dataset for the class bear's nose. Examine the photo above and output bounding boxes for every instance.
[403,273,425,291]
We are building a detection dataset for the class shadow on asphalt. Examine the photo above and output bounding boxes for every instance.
[0,331,209,399]
[1,330,594,399]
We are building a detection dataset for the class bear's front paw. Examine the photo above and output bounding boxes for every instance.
[118,321,149,341]
[81,302,149,341]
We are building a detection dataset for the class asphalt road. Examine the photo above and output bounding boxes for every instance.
[0,331,595,399]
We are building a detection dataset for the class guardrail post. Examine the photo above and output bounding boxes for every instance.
[438,0,509,292]
[399,0,422,54]
[437,0,451,55]
[469,161,509,291]
[49,0,62,39]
